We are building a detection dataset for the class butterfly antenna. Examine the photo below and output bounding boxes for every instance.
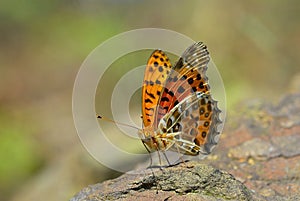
[97,115,140,130]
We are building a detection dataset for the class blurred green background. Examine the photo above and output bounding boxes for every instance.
[1,0,299,200]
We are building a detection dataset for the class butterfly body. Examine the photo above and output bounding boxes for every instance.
[140,42,222,158]
[138,126,178,153]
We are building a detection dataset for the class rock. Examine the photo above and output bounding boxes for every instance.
[271,134,300,157]
[228,134,300,160]
[228,138,278,161]
[70,161,261,201]
[216,92,300,201]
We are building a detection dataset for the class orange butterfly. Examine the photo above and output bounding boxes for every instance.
[139,42,222,158]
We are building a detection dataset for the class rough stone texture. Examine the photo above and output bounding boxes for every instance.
[228,133,300,160]
[70,162,260,201]
[71,92,300,201]
[228,138,278,160]
[211,93,300,201]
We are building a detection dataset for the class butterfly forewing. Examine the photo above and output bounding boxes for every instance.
[142,50,172,127]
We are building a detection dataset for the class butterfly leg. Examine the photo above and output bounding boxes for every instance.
[171,142,189,167]
[141,140,162,193]
[155,148,165,171]
[142,141,157,171]
[162,151,171,166]
[169,141,195,168]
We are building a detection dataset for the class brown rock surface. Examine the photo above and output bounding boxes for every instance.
[210,93,300,200]
[70,162,259,201]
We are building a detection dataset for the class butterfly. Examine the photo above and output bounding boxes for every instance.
[139,42,222,158]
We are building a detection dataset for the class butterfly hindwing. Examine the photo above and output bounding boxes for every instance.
[158,92,222,156]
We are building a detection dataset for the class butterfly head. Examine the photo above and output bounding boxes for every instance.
[138,126,157,151]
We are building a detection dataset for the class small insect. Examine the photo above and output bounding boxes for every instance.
[139,42,222,159]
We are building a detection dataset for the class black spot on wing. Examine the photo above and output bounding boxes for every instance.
[188,78,194,84]
[161,97,170,102]
[145,99,153,103]
[168,90,174,97]
[145,90,155,99]
[174,100,179,106]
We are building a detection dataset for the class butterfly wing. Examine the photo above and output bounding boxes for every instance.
[142,50,172,127]
[158,92,222,156]
[155,42,210,127]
